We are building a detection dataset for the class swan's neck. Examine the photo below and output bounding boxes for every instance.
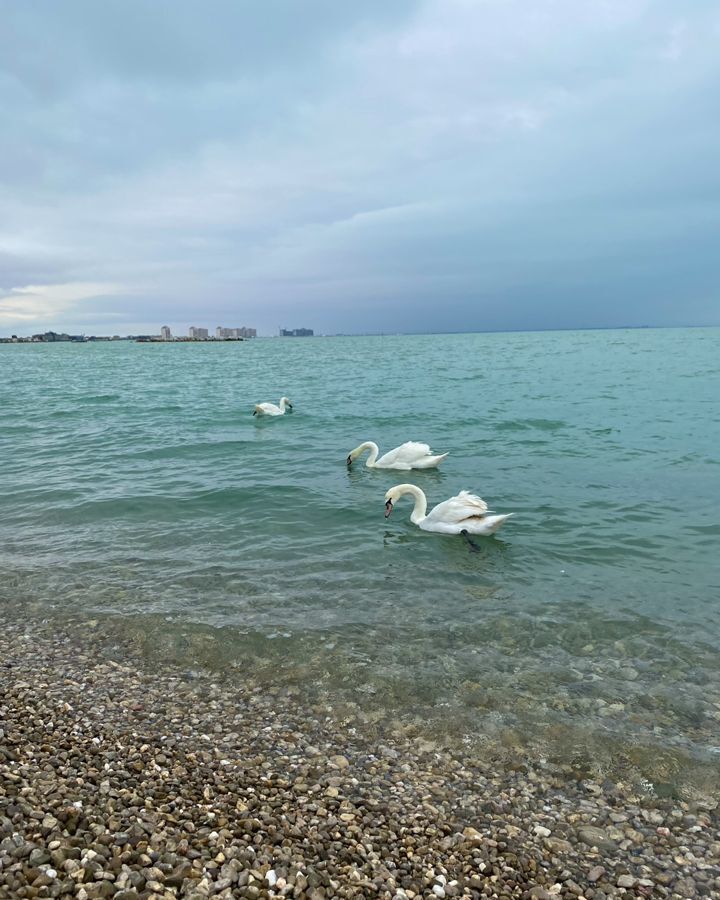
[361,441,379,466]
[398,484,427,523]
[279,398,288,412]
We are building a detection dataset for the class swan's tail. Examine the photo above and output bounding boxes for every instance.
[416,452,449,469]
[482,513,513,534]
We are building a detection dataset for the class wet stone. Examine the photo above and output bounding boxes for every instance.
[577,827,618,853]
[28,848,51,867]
[0,618,718,900]
[587,866,606,883]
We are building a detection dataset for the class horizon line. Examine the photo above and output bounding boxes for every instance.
[2,322,720,342]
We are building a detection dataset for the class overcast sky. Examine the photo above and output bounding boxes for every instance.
[1,0,719,336]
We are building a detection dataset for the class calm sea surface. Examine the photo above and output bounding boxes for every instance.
[2,329,719,797]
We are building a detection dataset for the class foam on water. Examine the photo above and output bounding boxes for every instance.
[2,328,720,797]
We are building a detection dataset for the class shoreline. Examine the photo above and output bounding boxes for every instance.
[3,595,719,802]
[1,619,718,898]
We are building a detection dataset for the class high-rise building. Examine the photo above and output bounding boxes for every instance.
[189,326,209,339]
[215,325,256,339]
[160,325,172,340]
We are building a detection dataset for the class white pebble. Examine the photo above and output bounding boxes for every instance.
[432,887,446,899]
[266,869,277,887]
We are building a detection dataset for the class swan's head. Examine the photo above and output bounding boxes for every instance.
[281,397,293,409]
[346,444,363,467]
[384,484,418,518]
[384,485,402,518]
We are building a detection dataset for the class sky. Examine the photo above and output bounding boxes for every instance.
[1,0,719,337]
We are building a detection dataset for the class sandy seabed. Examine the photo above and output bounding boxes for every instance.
[0,618,718,900]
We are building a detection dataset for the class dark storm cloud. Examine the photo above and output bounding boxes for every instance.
[1,0,718,334]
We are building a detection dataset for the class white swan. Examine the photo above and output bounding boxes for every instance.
[347,441,448,470]
[253,397,293,416]
[384,484,513,543]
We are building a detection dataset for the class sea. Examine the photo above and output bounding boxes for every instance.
[1,328,719,799]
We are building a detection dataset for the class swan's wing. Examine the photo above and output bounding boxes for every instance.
[424,490,490,525]
[255,402,279,414]
[377,441,433,466]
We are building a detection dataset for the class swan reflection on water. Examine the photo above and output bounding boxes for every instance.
[382,529,416,547]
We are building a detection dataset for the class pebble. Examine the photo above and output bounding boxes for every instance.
[577,826,617,853]
[0,620,717,900]
[462,826,484,847]
[587,865,605,882]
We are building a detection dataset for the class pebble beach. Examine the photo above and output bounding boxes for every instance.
[1,619,718,900]
[3,0,720,891]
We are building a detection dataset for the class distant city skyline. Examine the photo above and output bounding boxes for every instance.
[1,2,719,336]
[8,322,714,345]
[0,322,260,342]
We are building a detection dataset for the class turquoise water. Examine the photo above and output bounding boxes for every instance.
[2,329,720,795]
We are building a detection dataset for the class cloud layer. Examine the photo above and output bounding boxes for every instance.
[1,0,718,335]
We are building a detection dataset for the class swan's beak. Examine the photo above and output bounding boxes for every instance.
[252,410,257,416]
[346,455,352,467]
[384,499,393,518]
[288,403,293,410]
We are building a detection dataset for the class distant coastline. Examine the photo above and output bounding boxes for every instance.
[0,328,253,344]
[2,323,717,344]
[0,333,249,344]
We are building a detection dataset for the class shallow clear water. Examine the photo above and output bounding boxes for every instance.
[2,329,720,796]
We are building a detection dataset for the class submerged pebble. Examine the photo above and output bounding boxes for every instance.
[0,619,718,899]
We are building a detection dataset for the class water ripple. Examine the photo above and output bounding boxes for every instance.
[1,328,720,794]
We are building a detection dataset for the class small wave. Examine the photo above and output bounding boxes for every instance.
[78,394,120,404]
[669,453,703,466]
[495,418,567,432]
[131,439,250,461]
[45,408,84,418]
[685,523,720,536]
[50,483,314,524]
[2,487,82,505]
